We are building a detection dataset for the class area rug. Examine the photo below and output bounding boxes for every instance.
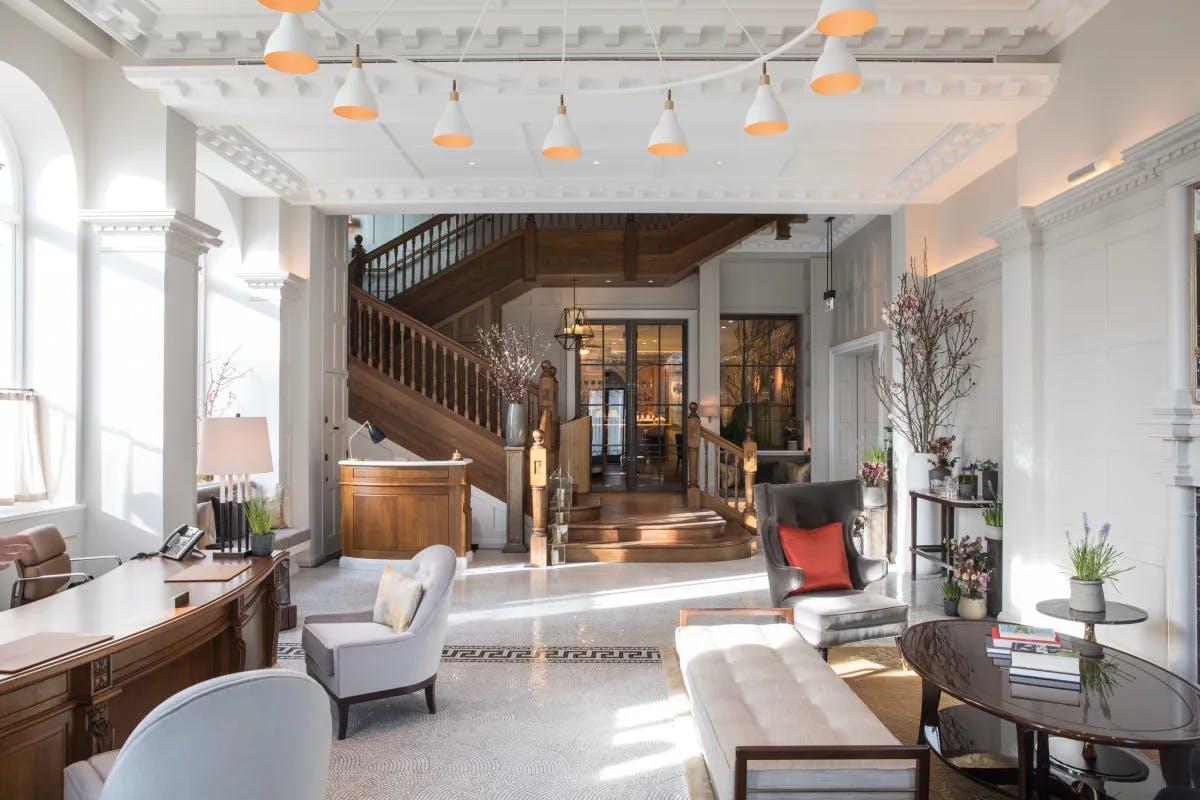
[663,644,1005,800]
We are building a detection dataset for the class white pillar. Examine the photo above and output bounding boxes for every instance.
[809,256,832,482]
[983,208,1042,620]
[697,256,721,428]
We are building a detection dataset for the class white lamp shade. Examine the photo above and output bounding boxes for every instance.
[648,101,687,157]
[258,0,320,12]
[744,77,788,136]
[333,58,378,120]
[811,36,862,95]
[542,105,582,160]
[433,90,473,148]
[264,13,318,75]
[816,0,878,37]
[197,417,274,475]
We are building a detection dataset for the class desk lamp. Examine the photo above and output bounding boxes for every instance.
[197,415,273,558]
[348,420,386,459]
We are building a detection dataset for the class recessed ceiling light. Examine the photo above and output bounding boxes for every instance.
[648,280,655,284]
[468,160,476,166]
[592,160,601,166]
[604,279,612,284]
[715,160,724,166]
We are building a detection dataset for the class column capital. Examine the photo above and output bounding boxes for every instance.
[237,271,302,302]
[981,207,1041,251]
[81,210,222,258]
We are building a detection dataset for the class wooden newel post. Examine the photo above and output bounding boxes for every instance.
[686,402,701,509]
[349,234,366,289]
[539,361,559,475]
[742,427,758,517]
[529,429,550,567]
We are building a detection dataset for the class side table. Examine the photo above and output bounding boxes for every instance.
[908,489,990,576]
[1034,598,1148,652]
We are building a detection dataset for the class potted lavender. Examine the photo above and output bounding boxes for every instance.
[476,324,546,447]
[1065,514,1131,613]
[958,461,979,500]
[858,446,888,508]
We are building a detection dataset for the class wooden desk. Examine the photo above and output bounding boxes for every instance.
[340,459,472,558]
[0,553,284,799]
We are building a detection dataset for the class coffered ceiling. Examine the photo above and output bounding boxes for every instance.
[60,1,1105,214]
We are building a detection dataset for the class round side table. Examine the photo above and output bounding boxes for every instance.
[1035,598,1148,647]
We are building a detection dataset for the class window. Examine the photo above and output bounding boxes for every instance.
[719,317,799,448]
[0,119,19,389]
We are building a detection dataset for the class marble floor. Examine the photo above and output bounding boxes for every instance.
[280,550,947,799]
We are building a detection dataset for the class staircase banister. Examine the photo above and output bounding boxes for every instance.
[699,426,746,458]
[349,285,486,365]
[357,214,457,263]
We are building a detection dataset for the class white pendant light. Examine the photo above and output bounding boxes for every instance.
[264,12,318,75]
[816,0,878,37]
[648,89,687,157]
[433,80,474,148]
[542,95,582,160]
[744,64,788,136]
[810,36,862,95]
[332,45,378,120]
[257,0,320,12]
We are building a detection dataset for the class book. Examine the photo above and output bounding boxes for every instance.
[1010,642,1080,675]
[997,623,1059,643]
[1009,666,1081,684]
[1009,677,1082,705]
[990,626,1061,650]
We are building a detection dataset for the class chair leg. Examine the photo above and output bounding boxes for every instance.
[819,647,830,662]
[425,681,437,714]
[336,699,350,740]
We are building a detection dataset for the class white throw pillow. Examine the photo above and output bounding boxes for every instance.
[372,566,424,633]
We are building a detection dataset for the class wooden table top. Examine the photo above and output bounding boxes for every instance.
[0,552,284,686]
[909,488,991,508]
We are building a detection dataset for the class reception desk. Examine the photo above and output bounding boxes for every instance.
[0,552,285,799]
[340,459,472,559]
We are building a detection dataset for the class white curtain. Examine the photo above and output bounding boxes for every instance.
[0,390,48,506]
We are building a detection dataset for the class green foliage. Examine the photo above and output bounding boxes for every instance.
[942,581,962,601]
[1065,513,1131,583]
[244,493,275,536]
[862,445,887,464]
[978,458,999,471]
[982,498,1003,528]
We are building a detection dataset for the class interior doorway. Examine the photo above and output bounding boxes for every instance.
[578,320,687,492]
[829,334,885,481]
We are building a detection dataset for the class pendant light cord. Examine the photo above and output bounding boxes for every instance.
[826,217,834,290]
[558,0,570,93]
[638,0,671,83]
[456,0,495,81]
[361,0,402,42]
[716,0,765,58]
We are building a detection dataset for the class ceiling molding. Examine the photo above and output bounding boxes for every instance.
[197,126,307,198]
[891,122,1006,195]
[81,210,223,256]
[64,0,157,51]
[729,215,874,254]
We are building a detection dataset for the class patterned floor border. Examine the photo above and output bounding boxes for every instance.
[278,643,661,664]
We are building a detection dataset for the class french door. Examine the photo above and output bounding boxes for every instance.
[578,321,687,492]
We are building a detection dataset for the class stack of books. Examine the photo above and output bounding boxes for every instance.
[986,624,1081,705]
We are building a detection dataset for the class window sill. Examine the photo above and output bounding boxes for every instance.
[0,501,85,525]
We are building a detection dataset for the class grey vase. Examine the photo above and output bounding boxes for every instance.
[250,533,275,557]
[504,402,528,447]
[1069,578,1106,613]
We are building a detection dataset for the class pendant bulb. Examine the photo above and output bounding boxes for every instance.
[744,64,788,136]
[542,95,582,160]
[332,43,378,120]
[257,0,320,11]
[816,0,878,37]
[433,78,474,148]
[264,12,318,75]
[810,36,862,95]
[648,89,687,157]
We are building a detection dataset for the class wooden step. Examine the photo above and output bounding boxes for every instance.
[567,515,730,545]
[550,495,602,523]
[566,536,754,563]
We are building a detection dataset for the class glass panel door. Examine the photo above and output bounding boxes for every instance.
[580,320,686,492]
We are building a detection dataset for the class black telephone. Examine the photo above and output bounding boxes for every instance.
[160,524,205,561]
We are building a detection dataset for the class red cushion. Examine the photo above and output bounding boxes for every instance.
[778,522,852,595]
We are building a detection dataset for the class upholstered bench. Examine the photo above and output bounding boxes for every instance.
[675,608,929,800]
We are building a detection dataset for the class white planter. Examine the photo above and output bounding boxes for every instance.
[1069,578,1106,613]
[958,596,988,620]
[904,451,938,575]
[862,485,887,508]
[984,524,1003,542]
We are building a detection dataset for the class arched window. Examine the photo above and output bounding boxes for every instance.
[0,116,19,387]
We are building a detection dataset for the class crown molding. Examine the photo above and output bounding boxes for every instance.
[1123,113,1200,174]
[238,270,299,300]
[729,215,875,254]
[934,246,1001,291]
[197,126,307,198]
[980,207,1040,249]
[81,210,223,257]
[891,123,1006,196]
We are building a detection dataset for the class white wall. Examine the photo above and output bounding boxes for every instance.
[937,158,1018,270]
[830,216,891,348]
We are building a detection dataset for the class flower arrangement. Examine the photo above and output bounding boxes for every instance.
[858,445,888,487]
[950,535,990,599]
[475,324,547,404]
[872,245,978,452]
[958,461,979,484]
[982,497,1003,528]
[927,435,958,471]
[1066,514,1131,583]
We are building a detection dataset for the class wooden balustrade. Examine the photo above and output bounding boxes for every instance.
[685,401,758,529]
[348,286,539,441]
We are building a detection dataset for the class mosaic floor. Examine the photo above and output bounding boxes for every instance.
[280,550,945,799]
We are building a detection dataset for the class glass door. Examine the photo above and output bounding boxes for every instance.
[579,321,686,492]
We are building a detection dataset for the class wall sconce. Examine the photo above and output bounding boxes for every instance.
[1067,158,1115,185]
[700,402,719,419]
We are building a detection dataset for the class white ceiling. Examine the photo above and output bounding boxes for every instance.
[65,1,1105,214]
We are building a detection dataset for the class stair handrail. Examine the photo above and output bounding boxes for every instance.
[686,402,757,524]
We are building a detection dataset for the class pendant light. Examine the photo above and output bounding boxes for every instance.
[332,45,378,120]
[555,281,594,352]
[257,0,319,12]
[744,63,788,136]
[648,89,687,157]
[816,0,878,37]
[264,12,318,75]
[810,36,861,95]
[823,216,836,311]
[543,95,582,160]
[433,81,474,148]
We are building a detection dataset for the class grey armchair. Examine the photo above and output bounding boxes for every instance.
[754,480,908,657]
[302,544,456,739]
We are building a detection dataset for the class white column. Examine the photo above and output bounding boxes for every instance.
[81,212,221,555]
[983,208,1042,619]
[696,256,721,428]
[808,256,832,482]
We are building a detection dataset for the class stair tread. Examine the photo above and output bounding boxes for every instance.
[568,537,752,549]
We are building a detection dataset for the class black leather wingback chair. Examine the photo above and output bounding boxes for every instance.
[754,480,908,657]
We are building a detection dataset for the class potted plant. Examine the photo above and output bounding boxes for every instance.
[476,324,547,447]
[1065,513,1131,613]
[859,446,888,508]
[958,461,979,500]
[927,435,958,490]
[982,497,1003,538]
[950,535,990,620]
[244,492,276,556]
[978,458,1000,501]
[941,580,962,617]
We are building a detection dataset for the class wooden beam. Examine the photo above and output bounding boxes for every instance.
[774,216,793,240]
[624,214,639,281]
[523,214,537,280]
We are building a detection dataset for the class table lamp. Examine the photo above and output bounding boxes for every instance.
[347,420,386,460]
[197,415,273,558]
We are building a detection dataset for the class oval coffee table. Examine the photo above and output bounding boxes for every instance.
[899,620,1200,799]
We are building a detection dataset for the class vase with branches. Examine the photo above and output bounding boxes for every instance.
[476,324,547,446]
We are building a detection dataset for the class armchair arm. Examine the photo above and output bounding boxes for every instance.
[770,564,806,605]
[304,610,374,625]
[849,554,888,588]
[10,572,92,608]
[70,554,123,568]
